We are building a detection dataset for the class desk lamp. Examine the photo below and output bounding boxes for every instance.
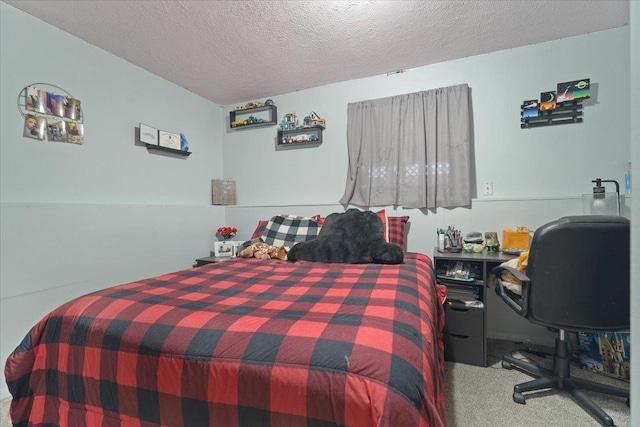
[582,178,620,216]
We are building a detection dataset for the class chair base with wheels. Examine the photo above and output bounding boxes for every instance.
[501,330,629,426]
[492,216,631,427]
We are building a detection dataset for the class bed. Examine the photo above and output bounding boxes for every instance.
[5,253,446,426]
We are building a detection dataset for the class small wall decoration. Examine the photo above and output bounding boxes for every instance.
[521,100,539,119]
[214,240,235,257]
[18,83,84,143]
[557,79,591,102]
[211,180,237,205]
[138,123,191,156]
[539,91,557,111]
[520,78,589,129]
[159,131,181,150]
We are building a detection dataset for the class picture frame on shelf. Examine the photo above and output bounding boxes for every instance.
[140,123,158,145]
[159,130,181,150]
[231,241,244,257]
[214,240,235,257]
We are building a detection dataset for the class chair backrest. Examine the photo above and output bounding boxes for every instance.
[525,215,629,331]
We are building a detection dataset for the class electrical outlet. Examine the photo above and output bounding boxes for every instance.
[483,181,493,195]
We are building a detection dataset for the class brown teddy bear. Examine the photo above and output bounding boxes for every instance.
[239,242,288,260]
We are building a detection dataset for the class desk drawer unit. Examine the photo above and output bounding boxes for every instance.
[443,304,485,366]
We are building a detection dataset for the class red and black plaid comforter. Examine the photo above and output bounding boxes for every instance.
[5,253,445,427]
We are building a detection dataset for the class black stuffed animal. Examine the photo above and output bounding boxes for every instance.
[288,209,403,264]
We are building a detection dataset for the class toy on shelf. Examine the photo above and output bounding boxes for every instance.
[303,111,326,129]
[279,113,298,131]
[230,116,266,128]
[234,98,274,111]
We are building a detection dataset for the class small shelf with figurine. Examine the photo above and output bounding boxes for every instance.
[229,99,277,129]
[277,112,325,147]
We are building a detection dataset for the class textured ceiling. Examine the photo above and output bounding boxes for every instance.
[4,0,629,105]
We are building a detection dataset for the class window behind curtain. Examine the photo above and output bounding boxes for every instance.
[339,83,472,210]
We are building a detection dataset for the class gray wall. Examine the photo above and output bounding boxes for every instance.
[0,4,225,398]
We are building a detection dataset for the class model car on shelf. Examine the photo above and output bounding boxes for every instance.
[234,99,272,111]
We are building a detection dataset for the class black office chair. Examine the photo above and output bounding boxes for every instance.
[492,215,630,426]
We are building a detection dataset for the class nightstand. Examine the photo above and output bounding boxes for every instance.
[194,255,234,267]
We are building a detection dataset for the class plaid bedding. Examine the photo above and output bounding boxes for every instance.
[262,215,321,248]
[5,253,445,427]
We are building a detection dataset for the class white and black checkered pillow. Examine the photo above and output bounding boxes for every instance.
[262,215,321,248]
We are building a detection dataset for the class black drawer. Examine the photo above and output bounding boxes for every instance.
[443,331,485,366]
[443,304,483,337]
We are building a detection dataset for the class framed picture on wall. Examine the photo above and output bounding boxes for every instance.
[159,131,181,150]
[140,123,158,145]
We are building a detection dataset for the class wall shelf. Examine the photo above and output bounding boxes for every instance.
[145,143,191,157]
[230,105,277,129]
[521,100,583,129]
[277,127,323,147]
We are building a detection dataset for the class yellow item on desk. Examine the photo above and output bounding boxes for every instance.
[502,226,533,250]
[488,251,529,295]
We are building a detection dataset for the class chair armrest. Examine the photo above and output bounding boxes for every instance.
[490,265,531,317]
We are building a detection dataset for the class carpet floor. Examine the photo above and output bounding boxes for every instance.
[445,339,630,426]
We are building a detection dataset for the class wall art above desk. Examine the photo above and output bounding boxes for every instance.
[520,78,590,129]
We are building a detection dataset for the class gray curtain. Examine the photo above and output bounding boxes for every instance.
[339,83,472,210]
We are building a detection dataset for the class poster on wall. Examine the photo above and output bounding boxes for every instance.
[521,100,539,118]
[557,78,590,103]
[23,114,47,140]
[159,131,181,150]
[140,123,158,145]
[539,91,557,111]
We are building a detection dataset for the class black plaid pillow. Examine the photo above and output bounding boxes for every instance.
[262,215,321,248]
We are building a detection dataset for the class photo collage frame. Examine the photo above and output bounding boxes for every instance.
[23,85,84,144]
